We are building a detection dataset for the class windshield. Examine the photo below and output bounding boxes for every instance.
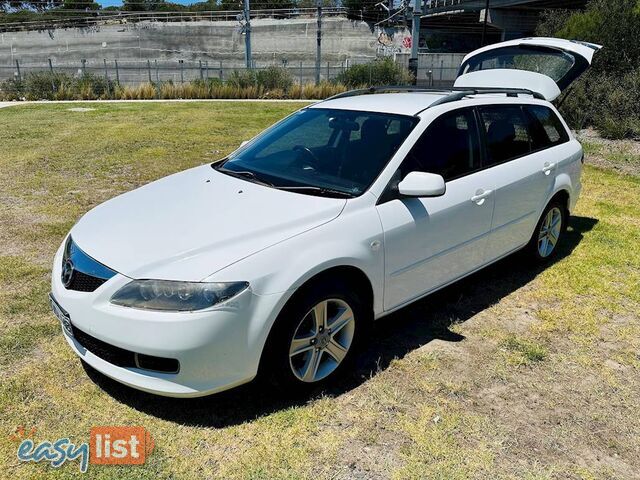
[214,108,419,197]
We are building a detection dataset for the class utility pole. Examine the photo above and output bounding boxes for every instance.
[481,0,490,46]
[315,0,322,85]
[244,0,252,69]
[409,0,421,85]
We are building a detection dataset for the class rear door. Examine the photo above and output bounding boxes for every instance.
[455,38,602,101]
[478,104,571,261]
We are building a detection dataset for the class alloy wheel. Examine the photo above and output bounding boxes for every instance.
[288,298,356,383]
[538,207,562,258]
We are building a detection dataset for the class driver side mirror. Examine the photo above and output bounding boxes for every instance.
[398,172,446,197]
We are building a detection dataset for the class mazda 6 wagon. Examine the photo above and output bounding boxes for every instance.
[50,37,601,396]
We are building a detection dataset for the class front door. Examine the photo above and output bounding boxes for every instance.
[376,108,495,311]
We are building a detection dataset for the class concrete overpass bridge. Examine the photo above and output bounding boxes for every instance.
[416,0,587,52]
[423,0,587,15]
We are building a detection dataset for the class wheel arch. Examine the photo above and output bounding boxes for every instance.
[550,188,570,213]
[256,264,375,376]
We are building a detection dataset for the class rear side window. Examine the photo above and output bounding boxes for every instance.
[479,106,531,166]
[401,108,481,181]
[525,105,570,150]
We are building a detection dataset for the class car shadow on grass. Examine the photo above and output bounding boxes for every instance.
[83,215,598,428]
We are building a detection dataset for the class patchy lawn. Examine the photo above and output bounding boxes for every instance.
[0,102,639,480]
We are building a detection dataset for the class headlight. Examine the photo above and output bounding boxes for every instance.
[110,280,249,312]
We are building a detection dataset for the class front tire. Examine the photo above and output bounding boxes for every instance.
[526,200,567,262]
[262,279,367,391]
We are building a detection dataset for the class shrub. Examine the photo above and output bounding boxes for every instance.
[0,78,26,101]
[335,58,414,87]
[23,72,75,100]
[0,74,351,102]
[256,66,293,92]
[0,71,117,101]
[74,73,114,100]
[226,69,258,89]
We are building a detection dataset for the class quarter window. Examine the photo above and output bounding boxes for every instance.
[401,109,481,181]
[479,106,531,166]
[525,105,570,150]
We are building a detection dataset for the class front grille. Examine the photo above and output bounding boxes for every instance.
[72,325,134,368]
[67,271,107,292]
[72,325,180,374]
[62,236,117,293]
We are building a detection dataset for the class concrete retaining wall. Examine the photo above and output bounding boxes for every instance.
[0,17,410,67]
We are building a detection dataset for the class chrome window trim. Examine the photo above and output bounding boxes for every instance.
[63,236,118,280]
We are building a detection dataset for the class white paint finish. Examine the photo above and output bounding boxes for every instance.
[377,168,496,309]
[460,37,603,66]
[458,37,603,101]
[455,70,562,101]
[51,243,282,396]
[314,92,447,116]
[483,149,555,260]
[71,165,346,281]
[398,171,446,197]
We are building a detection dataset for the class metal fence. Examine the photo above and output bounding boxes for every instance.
[0,53,465,88]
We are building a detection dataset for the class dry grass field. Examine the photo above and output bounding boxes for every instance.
[0,102,638,479]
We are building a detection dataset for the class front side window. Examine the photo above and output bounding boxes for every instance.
[400,108,481,181]
[215,108,418,197]
[525,105,570,150]
[479,106,532,167]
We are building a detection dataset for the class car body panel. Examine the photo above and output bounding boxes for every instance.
[456,37,602,101]
[70,165,346,281]
[311,92,447,116]
[376,168,496,310]
[51,242,283,397]
[459,37,602,69]
[455,70,562,101]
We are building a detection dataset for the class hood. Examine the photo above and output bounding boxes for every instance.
[71,165,346,281]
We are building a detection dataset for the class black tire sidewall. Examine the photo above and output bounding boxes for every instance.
[528,201,566,262]
[261,278,368,391]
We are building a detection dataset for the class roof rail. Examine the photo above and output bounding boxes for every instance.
[324,86,451,102]
[322,85,546,109]
[429,87,546,108]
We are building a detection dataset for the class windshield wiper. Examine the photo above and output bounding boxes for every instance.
[216,166,353,198]
[275,185,355,198]
[217,168,274,187]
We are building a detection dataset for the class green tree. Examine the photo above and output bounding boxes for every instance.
[536,0,640,138]
[122,0,166,11]
[62,0,100,10]
[0,0,61,12]
[537,0,640,75]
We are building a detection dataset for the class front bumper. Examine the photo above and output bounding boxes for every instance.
[50,243,283,397]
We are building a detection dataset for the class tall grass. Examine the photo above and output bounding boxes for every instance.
[0,70,349,102]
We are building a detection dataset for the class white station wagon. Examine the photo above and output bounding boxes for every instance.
[50,38,601,397]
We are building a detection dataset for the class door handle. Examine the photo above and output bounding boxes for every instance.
[542,162,556,175]
[471,189,493,205]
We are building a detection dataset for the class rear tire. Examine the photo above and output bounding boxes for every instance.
[261,278,368,392]
[526,200,567,263]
